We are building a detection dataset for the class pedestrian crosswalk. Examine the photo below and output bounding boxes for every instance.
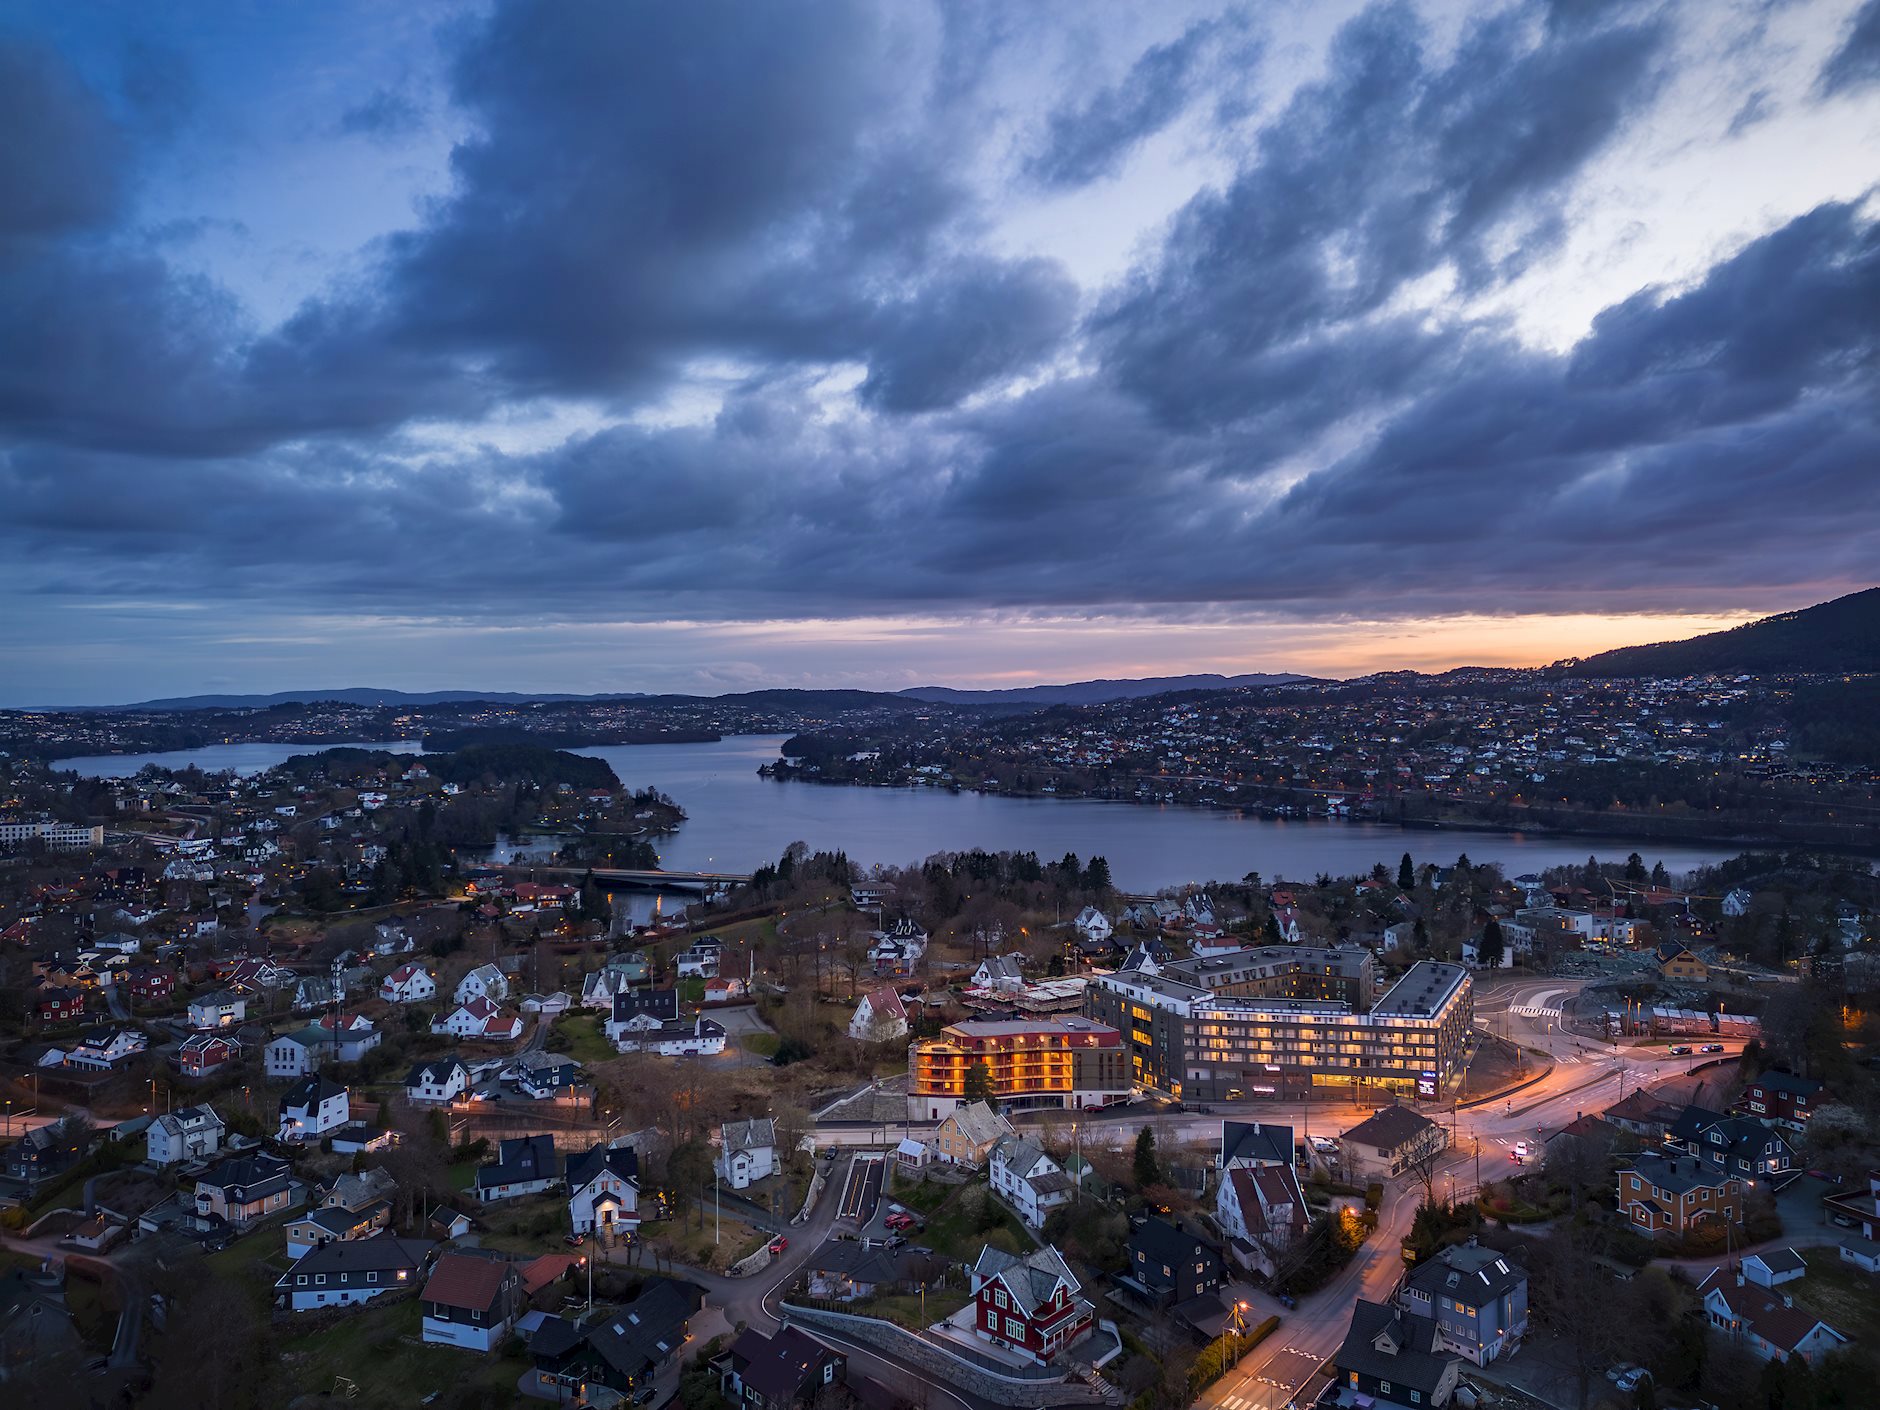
[1513,1003,1561,1018]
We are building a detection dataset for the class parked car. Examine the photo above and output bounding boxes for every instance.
[564,1233,586,1247]
[768,1236,788,1255]
[1615,1368,1652,1393]
[884,1212,919,1231]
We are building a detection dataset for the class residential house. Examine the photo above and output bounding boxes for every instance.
[173,1032,240,1078]
[195,1153,295,1227]
[380,963,436,1003]
[124,965,175,1004]
[805,1243,942,1302]
[1602,1089,1684,1141]
[1696,1268,1848,1365]
[580,965,642,1010]
[186,990,246,1030]
[0,1266,82,1376]
[405,1057,471,1104]
[41,1026,145,1071]
[703,974,748,1002]
[146,1105,226,1166]
[968,1244,1096,1364]
[1655,940,1709,984]
[421,1253,523,1352]
[675,938,722,978]
[273,1232,434,1311]
[430,996,524,1042]
[454,963,509,1005]
[292,974,345,1012]
[1666,1105,1794,1183]
[514,1049,583,1100]
[1126,1217,1221,1306]
[927,1100,1014,1168]
[1220,1120,1295,1171]
[617,1016,726,1056]
[1742,1248,1808,1289]
[868,918,928,976]
[721,1325,846,1410]
[1333,1300,1461,1410]
[1397,1240,1528,1366]
[266,1027,332,1079]
[848,985,909,1043]
[1737,1071,1827,1133]
[1340,1107,1446,1184]
[1073,907,1113,944]
[1215,1162,1310,1279]
[1822,1172,1880,1239]
[1616,1152,1741,1235]
[531,1278,697,1400]
[989,1134,1075,1229]
[971,956,1026,993]
[34,986,86,1025]
[566,1143,641,1235]
[278,1075,351,1143]
[475,1135,560,1203]
[286,1197,391,1259]
[604,987,678,1046]
[317,1012,380,1061]
[3,1117,93,1186]
[716,1118,780,1191]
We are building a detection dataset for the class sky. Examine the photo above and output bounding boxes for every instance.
[2,0,1878,705]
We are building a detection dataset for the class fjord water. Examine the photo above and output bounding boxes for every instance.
[55,733,1742,891]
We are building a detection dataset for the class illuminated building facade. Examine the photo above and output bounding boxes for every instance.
[907,1016,1131,1120]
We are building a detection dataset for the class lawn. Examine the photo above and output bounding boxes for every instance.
[1798,1249,1880,1344]
[273,1296,530,1408]
[644,1213,769,1272]
[919,1181,1033,1262]
[742,1031,782,1059]
[548,1012,616,1065]
[866,1290,971,1330]
[886,1173,954,1216]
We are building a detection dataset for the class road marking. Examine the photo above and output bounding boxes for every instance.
[1513,1004,1561,1018]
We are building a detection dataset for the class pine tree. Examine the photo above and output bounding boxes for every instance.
[1398,853,1416,892]
[1133,1126,1160,1190]
[1477,918,1505,969]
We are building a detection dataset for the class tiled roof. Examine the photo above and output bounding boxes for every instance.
[421,1252,510,1312]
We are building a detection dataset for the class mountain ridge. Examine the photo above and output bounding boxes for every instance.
[1563,587,1880,677]
[897,673,1313,705]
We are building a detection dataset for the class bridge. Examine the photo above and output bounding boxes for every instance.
[484,863,752,891]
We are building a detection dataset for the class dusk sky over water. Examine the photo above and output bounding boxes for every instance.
[3,0,1878,703]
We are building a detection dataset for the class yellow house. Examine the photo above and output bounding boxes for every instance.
[1655,941,1708,984]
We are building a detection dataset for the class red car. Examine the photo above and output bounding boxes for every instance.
[768,1236,788,1255]
[884,1212,917,1231]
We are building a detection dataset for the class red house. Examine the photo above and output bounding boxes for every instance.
[174,1033,241,1078]
[968,1244,1095,1364]
[1736,1071,1827,1133]
[36,985,86,1024]
[126,966,176,1003]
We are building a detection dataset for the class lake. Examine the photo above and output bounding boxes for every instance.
[56,733,1748,890]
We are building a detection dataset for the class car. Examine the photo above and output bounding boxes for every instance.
[1668,1045,1693,1056]
[884,1212,917,1231]
[768,1236,788,1255]
[884,1234,907,1250]
[564,1233,586,1247]
[1606,1364,1639,1384]
[1513,1141,1530,1160]
[632,1387,659,1405]
[1615,1368,1652,1393]
[1311,1137,1339,1153]
[1701,1043,1725,1053]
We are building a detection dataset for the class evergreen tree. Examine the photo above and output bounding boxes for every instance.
[962,1062,995,1104]
[1625,852,1647,884]
[1398,853,1416,891]
[1083,855,1112,892]
[1133,1126,1160,1190]
[1478,918,1505,969]
[1651,860,1670,887]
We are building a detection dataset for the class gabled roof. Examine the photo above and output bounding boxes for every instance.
[1748,1070,1825,1098]
[1336,1300,1455,1397]
[971,1244,1081,1318]
[728,1325,839,1402]
[1342,1105,1438,1151]
[1696,1269,1847,1354]
[587,1277,700,1376]
[281,1075,347,1112]
[275,1232,433,1287]
[860,986,907,1020]
[477,1134,558,1189]
[565,1142,640,1190]
[721,1118,775,1155]
[1745,1246,1807,1275]
[1221,1120,1294,1167]
[611,988,678,1022]
[421,1252,513,1312]
[1130,1216,1217,1269]
[1225,1164,1308,1240]
[1403,1242,1526,1304]
[941,1100,1012,1147]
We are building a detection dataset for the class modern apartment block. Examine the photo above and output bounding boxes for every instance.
[1085,950,1472,1101]
[906,1016,1132,1120]
[0,821,105,851]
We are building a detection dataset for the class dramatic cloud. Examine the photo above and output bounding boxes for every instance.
[1,0,1877,701]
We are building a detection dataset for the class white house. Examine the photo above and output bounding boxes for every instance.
[634,1017,726,1056]
[146,1105,227,1166]
[848,986,909,1043]
[266,1028,331,1080]
[971,955,1026,992]
[989,1134,1073,1229]
[716,1118,780,1191]
[1462,937,1514,969]
[380,964,436,1004]
[1741,1248,1808,1289]
[474,1135,559,1203]
[42,1027,146,1071]
[1698,1269,1847,1364]
[187,991,246,1030]
[273,1233,433,1312]
[454,964,509,1006]
[1073,907,1113,944]
[317,1013,381,1062]
[675,938,722,978]
[278,1076,351,1143]
[430,996,523,1042]
[1215,1162,1310,1278]
[567,1143,642,1235]
[604,989,678,1047]
[405,1057,471,1105]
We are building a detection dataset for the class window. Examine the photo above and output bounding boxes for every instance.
[297,1275,308,1286]
[994,1290,1008,1310]
[1006,1317,1025,1339]
[367,1272,378,1284]
[315,1275,326,1286]
[986,1308,998,1330]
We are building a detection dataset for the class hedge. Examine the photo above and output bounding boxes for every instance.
[1189,1314,1281,1398]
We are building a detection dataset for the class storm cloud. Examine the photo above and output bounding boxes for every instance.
[1,0,1877,700]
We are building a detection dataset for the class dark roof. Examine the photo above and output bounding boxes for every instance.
[405,1057,467,1086]
[586,1277,700,1378]
[565,1143,640,1190]
[1404,1243,1526,1305]
[1748,1247,1807,1274]
[1221,1120,1294,1167]
[477,1134,558,1189]
[199,1152,291,1197]
[1750,1070,1825,1098]
[729,1326,840,1403]
[1336,1299,1455,1397]
[281,1075,348,1112]
[527,1313,586,1360]
[1342,1105,1439,1152]
[273,1232,434,1288]
[1130,1217,1218,1270]
[611,988,678,1022]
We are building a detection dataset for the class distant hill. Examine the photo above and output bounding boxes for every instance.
[899,673,1311,705]
[76,688,651,711]
[1566,588,1880,677]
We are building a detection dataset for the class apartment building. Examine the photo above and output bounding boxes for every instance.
[1085,953,1471,1102]
[906,1017,1130,1121]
